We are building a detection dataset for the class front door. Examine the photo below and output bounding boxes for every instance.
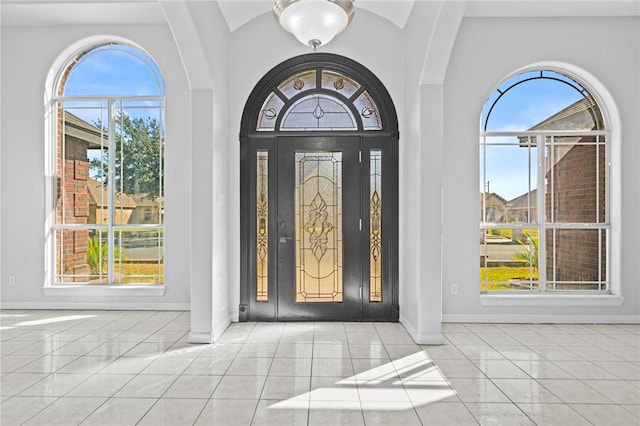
[240,53,399,322]
[277,136,361,320]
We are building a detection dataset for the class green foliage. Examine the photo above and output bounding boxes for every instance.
[513,233,539,268]
[90,114,164,199]
[480,266,539,290]
[87,235,126,274]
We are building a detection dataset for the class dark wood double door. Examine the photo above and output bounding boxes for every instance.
[242,135,397,321]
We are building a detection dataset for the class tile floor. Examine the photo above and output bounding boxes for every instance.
[0,310,638,425]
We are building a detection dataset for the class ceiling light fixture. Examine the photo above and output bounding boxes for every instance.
[274,0,355,50]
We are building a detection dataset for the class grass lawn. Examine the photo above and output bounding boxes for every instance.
[118,262,164,283]
[480,266,538,291]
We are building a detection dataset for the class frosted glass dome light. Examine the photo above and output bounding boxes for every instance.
[274,0,355,50]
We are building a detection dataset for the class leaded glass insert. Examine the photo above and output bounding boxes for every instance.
[281,95,357,131]
[256,151,269,301]
[354,90,382,130]
[254,67,385,132]
[278,70,317,99]
[370,150,382,302]
[295,152,343,303]
[257,92,285,131]
[321,70,360,98]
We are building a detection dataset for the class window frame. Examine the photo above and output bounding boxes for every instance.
[47,42,166,290]
[479,70,611,296]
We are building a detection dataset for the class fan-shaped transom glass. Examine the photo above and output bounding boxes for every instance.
[281,94,357,131]
[61,43,164,97]
[482,70,603,132]
[256,68,382,132]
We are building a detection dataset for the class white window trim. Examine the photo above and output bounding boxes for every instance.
[43,284,166,297]
[477,62,622,301]
[45,41,166,290]
[480,130,610,293]
[480,293,623,307]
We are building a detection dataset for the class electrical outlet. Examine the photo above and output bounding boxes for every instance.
[8,276,16,286]
[451,283,458,295]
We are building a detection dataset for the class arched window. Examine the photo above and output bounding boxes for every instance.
[479,69,608,293]
[256,68,382,131]
[52,42,165,285]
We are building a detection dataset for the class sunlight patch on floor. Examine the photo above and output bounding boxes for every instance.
[269,351,457,411]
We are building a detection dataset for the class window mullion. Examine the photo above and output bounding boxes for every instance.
[107,99,116,283]
[537,134,547,292]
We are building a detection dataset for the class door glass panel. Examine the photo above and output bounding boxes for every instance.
[278,70,317,99]
[321,70,361,98]
[370,150,382,302]
[256,151,269,301]
[354,90,382,130]
[257,92,285,131]
[295,152,343,302]
[281,94,357,131]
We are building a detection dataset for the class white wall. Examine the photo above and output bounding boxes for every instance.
[2,4,637,344]
[0,23,193,310]
[441,16,640,323]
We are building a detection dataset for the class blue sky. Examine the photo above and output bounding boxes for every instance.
[64,44,163,98]
[62,44,164,128]
[480,71,588,200]
[63,47,590,202]
[61,44,165,180]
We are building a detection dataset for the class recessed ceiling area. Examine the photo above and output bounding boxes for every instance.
[2,0,637,28]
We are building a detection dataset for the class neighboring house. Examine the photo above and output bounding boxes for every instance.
[508,189,537,223]
[480,192,508,223]
[56,111,101,279]
[130,194,164,224]
[87,178,136,225]
[523,97,605,283]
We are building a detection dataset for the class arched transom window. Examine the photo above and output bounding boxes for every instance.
[479,69,609,293]
[52,42,165,285]
[257,68,382,131]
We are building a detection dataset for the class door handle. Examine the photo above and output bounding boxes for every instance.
[278,221,292,243]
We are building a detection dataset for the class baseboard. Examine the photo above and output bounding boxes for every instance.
[189,331,212,344]
[0,302,190,311]
[212,314,233,342]
[442,314,640,324]
[399,314,444,345]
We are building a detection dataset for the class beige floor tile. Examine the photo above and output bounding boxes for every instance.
[251,399,309,426]
[22,396,106,426]
[194,399,258,426]
[138,398,207,426]
[517,403,592,426]
[163,374,222,398]
[0,396,57,426]
[414,401,479,425]
[465,402,535,426]
[80,397,156,426]
[570,403,640,426]
[361,402,422,426]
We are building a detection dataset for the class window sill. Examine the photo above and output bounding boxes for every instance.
[43,285,165,297]
[480,293,624,307]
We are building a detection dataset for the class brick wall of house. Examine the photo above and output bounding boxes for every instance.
[56,108,91,281]
[545,142,606,288]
